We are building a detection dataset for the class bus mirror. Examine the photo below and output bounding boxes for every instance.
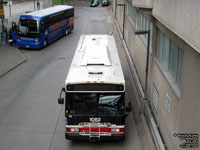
[12,22,17,32]
[58,87,65,104]
[126,102,132,112]
[58,98,64,104]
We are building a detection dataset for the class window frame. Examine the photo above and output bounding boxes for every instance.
[157,29,184,87]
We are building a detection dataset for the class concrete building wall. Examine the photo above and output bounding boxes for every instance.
[153,0,200,54]
[112,0,200,149]
[150,14,200,149]
[151,25,200,149]
[177,42,200,133]
[132,0,153,9]
[151,58,180,149]
[116,4,124,35]
[42,0,53,8]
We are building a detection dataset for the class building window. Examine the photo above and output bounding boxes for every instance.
[138,12,153,48]
[169,41,178,78]
[157,30,184,86]
[127,2,135,24]
[163,35,169,67]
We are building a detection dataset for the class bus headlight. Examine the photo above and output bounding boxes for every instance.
[17,39,21,42]
[70,128,79,132]
[111,128,120,132]
[34,40,39,43]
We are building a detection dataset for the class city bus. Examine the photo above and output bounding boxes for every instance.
[58,34,132,142]
[10,5,74,49]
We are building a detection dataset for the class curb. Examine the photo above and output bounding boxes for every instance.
[0,49,27,78]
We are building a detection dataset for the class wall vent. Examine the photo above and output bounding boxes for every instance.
[152,84,159,112]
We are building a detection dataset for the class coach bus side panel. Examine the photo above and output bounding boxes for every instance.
[47,19,69,43]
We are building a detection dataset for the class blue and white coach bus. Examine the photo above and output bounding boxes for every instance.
[58,34,132,142]
[10,5,74,49]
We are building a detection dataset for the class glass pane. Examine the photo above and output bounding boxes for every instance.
[145,18,149,39]
[163,35,170,67]
[169,41,178,78]
[150,22,153,46]
[177,49,184,86]
[19,19,40,37]
[142,15,146,30]
[157,30,163,60]
[140,13,143,29]
[69,93,97,115]
[98,94,124,115]
[128,2,131,18]
[128,2,135,23]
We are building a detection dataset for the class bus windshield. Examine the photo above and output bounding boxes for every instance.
[19,19,40,38]
[68,93,124,115]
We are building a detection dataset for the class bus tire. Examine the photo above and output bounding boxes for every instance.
[68,28,71,34]
[65,28,69,35]
[43,39,47,48]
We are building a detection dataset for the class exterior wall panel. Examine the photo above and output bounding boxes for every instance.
[151,59,180,150]
[132,0,153,9]
[153,0,200,54]
[112,0,200,149]
[177,44,200,134]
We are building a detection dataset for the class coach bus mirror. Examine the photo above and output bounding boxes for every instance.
[126,102,132,112]
[12,22,17,33]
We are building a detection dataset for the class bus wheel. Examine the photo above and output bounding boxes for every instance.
[43,39,47,48]
[65,29,69,35]
[68,28,71,34]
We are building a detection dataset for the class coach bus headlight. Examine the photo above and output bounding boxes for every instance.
[34,40,39,43]
[17,39,21,42]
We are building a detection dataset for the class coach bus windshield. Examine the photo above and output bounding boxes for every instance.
[18,19,40,38]
[68,93,124,115]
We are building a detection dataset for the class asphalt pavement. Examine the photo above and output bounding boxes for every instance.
[0,1,89,78]
[0,1,155,150]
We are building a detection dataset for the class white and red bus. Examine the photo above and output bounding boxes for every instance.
[58,34,132,142]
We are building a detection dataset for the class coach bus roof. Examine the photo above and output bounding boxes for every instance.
[65,34,125,86]
[21,5,73,18]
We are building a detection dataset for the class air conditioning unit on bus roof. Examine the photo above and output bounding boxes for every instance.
[80,43,112,66]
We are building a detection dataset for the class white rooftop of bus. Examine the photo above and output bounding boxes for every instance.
[22,5,73,17]
[65,34,125,86]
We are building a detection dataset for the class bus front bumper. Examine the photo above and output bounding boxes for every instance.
[65,133,125,142]
[16,41,43,49]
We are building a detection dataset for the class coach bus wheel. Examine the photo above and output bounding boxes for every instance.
[65,29,68,35]
[68,28,71,34]
[43,39,47,48]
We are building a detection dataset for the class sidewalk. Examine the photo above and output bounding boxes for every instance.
[0,45,26,77]
[0,1,44,78]
[0,1,35,77]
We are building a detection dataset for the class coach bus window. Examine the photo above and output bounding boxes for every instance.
[69,93,97,115]
[98,94,124,115]
[19,19,40,37]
